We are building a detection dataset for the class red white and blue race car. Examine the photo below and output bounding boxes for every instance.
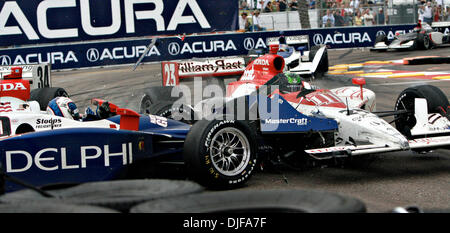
[2,43,450,191]
[140,44,450,189]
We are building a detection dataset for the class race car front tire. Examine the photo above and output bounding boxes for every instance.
[183,119,258,190]
[130,189,367,213]
[29,87,69,111]
[394,84,449,138]
[416,33,433,50]
[0,179,204,213]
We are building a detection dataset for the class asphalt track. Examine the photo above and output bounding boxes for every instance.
[52,45,450,213]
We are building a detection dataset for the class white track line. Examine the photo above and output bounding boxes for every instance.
[378,80,441,86]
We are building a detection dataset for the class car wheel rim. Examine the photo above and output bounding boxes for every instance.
[424,36,429,48]
[209,127,251,176]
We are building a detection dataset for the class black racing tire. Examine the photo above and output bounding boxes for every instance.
[375,34,388,44]
[0,179,204,213]
[146,101,197,124]
[139,94,153,114]
[29,87,69,111]
[183,119,258,190]
[130,189,367,213]
[394,85,449,138]
[140,86,183,113]
[0,201,119,213]
[416,33,432,50]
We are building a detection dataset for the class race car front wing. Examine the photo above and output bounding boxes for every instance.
[305,135,450,159]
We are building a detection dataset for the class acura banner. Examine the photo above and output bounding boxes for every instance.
[0,0,239,46]
[0,24,417,70]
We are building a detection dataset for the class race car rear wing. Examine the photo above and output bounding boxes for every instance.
[0,64,52,90]
[289,45,326,75]
[161,57,246,86]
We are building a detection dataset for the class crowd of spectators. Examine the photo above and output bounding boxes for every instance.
[319,0,388,27]
[239,0,300,12]
[417,1,450,24]
[239,0,450,31]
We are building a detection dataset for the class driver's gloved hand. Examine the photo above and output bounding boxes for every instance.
[83,107,100,121]
[98,101,112,119]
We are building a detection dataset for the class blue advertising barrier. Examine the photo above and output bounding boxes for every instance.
[0,0,239,47]
[0,25,417,70]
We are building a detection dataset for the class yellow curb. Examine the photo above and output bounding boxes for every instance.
[388,73,425,78]
[328,71,347,75]
[358,72,393,76]
[343,71,364,74]
[332,64,350,67]
[432,76,450,80]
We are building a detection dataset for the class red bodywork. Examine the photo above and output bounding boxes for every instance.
[226,47,285,97]
[226,47,352,109]
[0,67,31,101]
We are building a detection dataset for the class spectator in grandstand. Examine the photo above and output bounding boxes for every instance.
[434,4,442,22]
[354,10,363,26]
[376,7,385,25]
[250,10,266,31]
[240,1,249,10]
[247,0,256,9]
[288,0,298,11]
[239,12,251,31]
[277,0,288,11]
[264,1,273,12]
[343,2,354,15]
[418,4,425,22]
[324,18,333,27]
[444,6,450,21]
[257,0,270,10]
[343,11,353,26]
[322,9,335,27]
[334,9,345,26]
[309,0,316,9]
[362,8,375,26]
[350,0,360,9]
[423,1,433,25]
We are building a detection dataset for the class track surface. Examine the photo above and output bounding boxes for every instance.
[52,46,450,213]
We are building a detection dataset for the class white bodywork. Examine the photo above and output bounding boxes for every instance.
[0,96,119,137]
[0,64,52,89]
[193,79,450,158]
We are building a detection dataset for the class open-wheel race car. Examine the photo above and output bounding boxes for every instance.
[371,21,450,51]
[141,44,450,189]
[2,44,450,191]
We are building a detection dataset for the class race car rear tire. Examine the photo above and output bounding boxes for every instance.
[145,101,197,124]
[394,85,449,138]
[0,179,204,213]
[29,87,69,111]
[130,189,367,213]
[183,119,258,190]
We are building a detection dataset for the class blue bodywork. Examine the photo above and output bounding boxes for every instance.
[0,114,190,192]
[1,94,338,192]
[259,94,338,133]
